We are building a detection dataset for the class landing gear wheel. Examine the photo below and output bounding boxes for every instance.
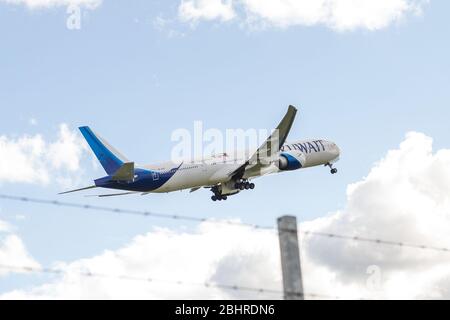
[244,183,250,190]
[222,196,228,201]
[326,162,338,175]
[211,196,217,201]
[249,183,255,190]
[239,184,245,190]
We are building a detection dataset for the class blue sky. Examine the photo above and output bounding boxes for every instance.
[1,0,450,298]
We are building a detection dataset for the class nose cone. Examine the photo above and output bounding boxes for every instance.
[333,143,341,159]
[327,141,340,160]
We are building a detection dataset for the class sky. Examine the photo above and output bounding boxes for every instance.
[1,0,450,299]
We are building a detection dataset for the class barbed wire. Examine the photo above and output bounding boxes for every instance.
[1,194,449,253]
[0,194,262,229]
[301,231,450,253]
[0,264,339,300]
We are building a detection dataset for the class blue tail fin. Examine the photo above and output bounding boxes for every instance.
[79,126,128,175]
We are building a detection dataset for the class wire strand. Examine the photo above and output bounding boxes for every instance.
[1,194,449,253]
[301,231,450,253]
[0,264,338,300]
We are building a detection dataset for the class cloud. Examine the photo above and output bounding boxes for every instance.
[2,131,450,299]
[0,0,101,9]
[179,0,236,22]
[0,124,88,187]
[178,0,429,31]
[0,219,40,277]
[1,223,282,299]
[0,235,40,277]
[153,15,186,39]
[0,220,11,232]
[301,132,450,299]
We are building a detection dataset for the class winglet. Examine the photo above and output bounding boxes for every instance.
[253,105,298,163]
[228,105,298,180]
[277,105,298,147]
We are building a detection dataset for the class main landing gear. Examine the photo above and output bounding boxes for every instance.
[234,180,255,191]
[210,180,256,202]
[326,162,338,175]
[211,195,227,202]
[211,186,228,202]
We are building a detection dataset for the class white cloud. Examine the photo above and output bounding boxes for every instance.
[1,223,282,299]
[0,218,40,277]
[301,132,450,299]
[0,235,40,277]
[0,220,11,232]
[153,16,186,39]
[178,0,429,31]
[0,124,88,187]
[179,0,236,22]
[2,131,450,299]
[0,0,101,9]
[47,124,85,172]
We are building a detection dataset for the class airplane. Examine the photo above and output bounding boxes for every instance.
[60,106,341,201]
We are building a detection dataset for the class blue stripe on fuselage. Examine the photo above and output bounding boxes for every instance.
[95,164,182,192]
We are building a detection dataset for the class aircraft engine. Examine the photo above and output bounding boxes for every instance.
[278,151,306,171]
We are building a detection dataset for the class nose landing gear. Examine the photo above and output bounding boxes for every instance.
[326,163,338,174]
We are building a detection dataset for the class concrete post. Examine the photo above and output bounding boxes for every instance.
[278,215,304,300]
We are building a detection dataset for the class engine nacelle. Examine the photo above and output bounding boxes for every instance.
[279,151,306,171]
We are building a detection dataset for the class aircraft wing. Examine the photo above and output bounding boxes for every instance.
[229,105,298,180]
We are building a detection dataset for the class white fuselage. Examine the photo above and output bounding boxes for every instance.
[143,139,340,193]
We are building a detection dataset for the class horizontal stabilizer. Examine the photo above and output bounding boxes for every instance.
[59,185,97,195]
[111,162,135,181]
[85,191,139,198]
